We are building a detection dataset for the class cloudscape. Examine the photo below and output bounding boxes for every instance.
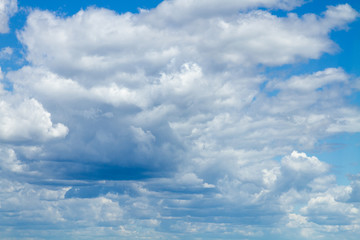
[0,0,360,239]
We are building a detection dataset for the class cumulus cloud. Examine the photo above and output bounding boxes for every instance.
[17,3,357,81]
[0,0,360,239]
[301,194,358,225]
[0,147,26,172]
[282,151,329,175]
[0,97,68,142]
[0,0,17,33]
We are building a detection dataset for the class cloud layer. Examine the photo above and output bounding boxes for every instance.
[0,0,360,239]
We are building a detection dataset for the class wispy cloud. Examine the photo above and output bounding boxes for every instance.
[0,0,17,33]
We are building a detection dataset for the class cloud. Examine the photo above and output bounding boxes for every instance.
[268,68,348,92]
[0,46,13,59]
[0,0,17,33]
[1,0,360,239]
[17,3,357,81]
[140,0,305,24]
[0,97,68,142]
[0,147,26,172]
[301,194,358,225]
[276,151,330,191]
[0,178,123,229]
[326,108,360,133]
[282,151,329,175]
[323,3,360,29]
[349,175,360,202]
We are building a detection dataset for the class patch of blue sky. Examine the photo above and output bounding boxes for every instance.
[265,1,360,182]
[18,0,163,15]
[0,14,26,71]
[294,0,360,16]
[310,132,360,185]
[255,18,355,90]
[266,0,360,77]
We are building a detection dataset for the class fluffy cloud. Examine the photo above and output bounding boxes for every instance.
[0,0,17,33]
[0,97,68,142]
[11,3,358,166]
[282,151,329,176]
[1,0,360,239]
[17,3,357,81]
[301,194,358,225]
[0,147,26,172]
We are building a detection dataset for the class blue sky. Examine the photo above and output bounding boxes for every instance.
[0,0,360,239]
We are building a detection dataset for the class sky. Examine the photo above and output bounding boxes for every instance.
[0,0,360,239]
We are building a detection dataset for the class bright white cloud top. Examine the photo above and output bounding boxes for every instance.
[0,0,360,239]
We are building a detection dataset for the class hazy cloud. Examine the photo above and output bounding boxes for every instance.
[0,0,17,33]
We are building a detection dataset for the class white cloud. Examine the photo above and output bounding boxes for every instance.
[326,108,360,133]
[0,98,68,142]
[301,194,358,225]
[0,147,26,172]
[0,0,17,33]
[281,151,329,175]
[0,178,123,228]
[269,68,348,92]
[9,66,149,108]
[323,4,360,29]
[8,5,358,174]
[17,3,357,82]
[59,196,123,224]
[140,0,305,25]
[0,46,13,59]
[1,0,360,238]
